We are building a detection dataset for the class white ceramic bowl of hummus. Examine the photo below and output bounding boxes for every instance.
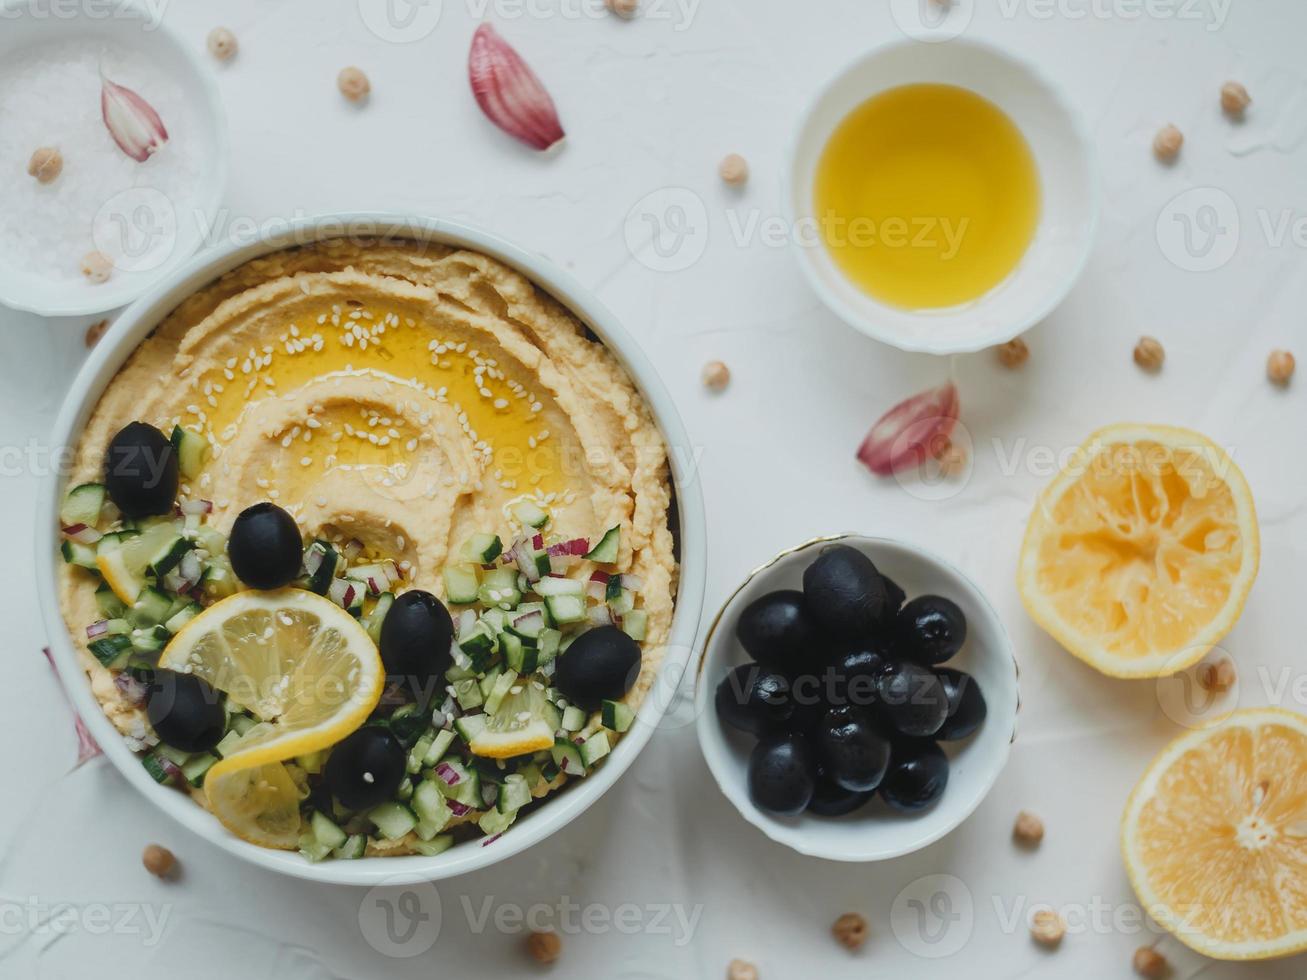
[36,213,705,884]
[695,534,1018,862]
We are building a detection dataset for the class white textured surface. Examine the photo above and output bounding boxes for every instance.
[3,1,1306,977]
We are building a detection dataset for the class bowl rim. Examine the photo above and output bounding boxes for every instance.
[35,211,707,885]
[783,34,1100,355]
[693,532,1020,862]
[0,0,230,317]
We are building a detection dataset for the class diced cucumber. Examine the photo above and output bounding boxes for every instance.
[457,619,498,669]
[181,753,218,787]
[601,700,635,733]
[621,609,649,642]
[410,835,454,857]
[89,633,133,669]
[483,670,518,716]
[311,810,348,849]
[579,730,611,767]
[543,593,586,625]
[503,635,538,673]
[443,563,480,605]
[164,601,202,634]
[478,567,521,610]
[397,776,414,801]
[200,557,239,600]
[154,743,191,767]
[608,589,636,617]
[518,761,544,790]
[215,729,244,759]
[388,705,428,746]
[94,583,127,619]
[550,737,585,776]
[367,802,418,841]
[584,526,621,563]
[146,533,191,578]
[413,780,452,832]
[560,705,587,732]
[478,666,502,699]
[407,731,436,774]
[533,576,584,597]
[169,425,210,481]
[364,591,394,646]
[334,834,367,860]
[506,609,546,641]
[340,578,366,617]
[423,729,456,767]
[462,532,503,564]
[61,539,98,570]
[537,628,561,665]
[478,807,516,836]
[496,773,532,813]
[230,713,257,736]
[303,540,339,595]
[512,500,550,529]
[95,529,138,556]
[452,677,484,712]
[436,762,482,808]
[130,625,171,657]
[61,483,107,528]
[453,713,487,743]
[141,753,179,785]
[297,834,333,862]
[128,587,173,628]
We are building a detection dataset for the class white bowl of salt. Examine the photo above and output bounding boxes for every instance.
[0,0,227,316]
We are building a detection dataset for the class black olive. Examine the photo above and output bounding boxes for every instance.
[879,738,949,813]
[815,705,891,792]
[807,764,876,817]
[882,574,907,618]
[897,595,968,665]
[715,664,794,737]
[554,625,641,711]
[323,726,406,811]
[747,732,816,816]
[935,668,987,741]
[735,590,817,673]
[801,545,890,639]
[146,670,225,753]
[378,590,453,703]
[227,502,303,589]
[104,422,178,518]
[875,661,950,737]
[827,644,891,711]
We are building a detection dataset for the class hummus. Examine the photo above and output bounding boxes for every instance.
[57,238,678,849]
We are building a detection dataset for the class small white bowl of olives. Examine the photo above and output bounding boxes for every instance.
[694,534,1019,862]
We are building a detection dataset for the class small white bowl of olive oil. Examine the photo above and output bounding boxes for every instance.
[787,38,1097,354]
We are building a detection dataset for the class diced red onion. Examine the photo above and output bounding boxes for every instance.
[303,546,326,577]
[547,538,589,557]
[531,534,544,550]
[179,499,213,516]
[481,783,498,807]
[447,799,472,817]
[328,578,356,608]
[381,560,401,584]
[588,604,614,626]
[179,551,203,583]
[481,832,503,847]
[620,573,643,592]
[586,580,607,602]
[434,761,462,786]
[62,523,103,545]
[86,620,109,639]
[513,610,544,633]
[343,538,365,560]
[114,671,149,707]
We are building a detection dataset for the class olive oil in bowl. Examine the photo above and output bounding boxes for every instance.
[814,83,1041,311]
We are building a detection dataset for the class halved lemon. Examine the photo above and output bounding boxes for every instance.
[158,588,383,848]
[1122,708,1307,960]
[1017,424,1258,678]
[469,680,556,759]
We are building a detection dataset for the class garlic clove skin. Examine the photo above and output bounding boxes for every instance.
[101,75,169,163]
[468,24,565,152]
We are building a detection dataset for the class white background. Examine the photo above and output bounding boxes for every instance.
[3,0,1306,977]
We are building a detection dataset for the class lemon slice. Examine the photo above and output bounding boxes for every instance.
[1017,423,1259,678]
[469,680,556,760]
[97,522,188,604]
[1122,708,1307,960]
[158,588,383,848]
